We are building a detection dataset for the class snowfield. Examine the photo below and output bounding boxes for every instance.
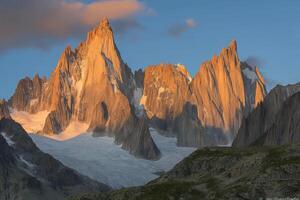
[30,128,196,189]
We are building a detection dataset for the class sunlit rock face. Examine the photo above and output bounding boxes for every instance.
[140,64,192,133]
[139,41,267,146]
[9,18,160,160]
[233,83,300,147]
[191,41,246,142]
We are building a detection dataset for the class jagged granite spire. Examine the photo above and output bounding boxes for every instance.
[9,18,161,160]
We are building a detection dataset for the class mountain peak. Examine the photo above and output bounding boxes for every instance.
[100,18,110,28]
[87,18,113,43]
[229,40,237,51]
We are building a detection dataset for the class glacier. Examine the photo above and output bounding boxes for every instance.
[30,128,196,189]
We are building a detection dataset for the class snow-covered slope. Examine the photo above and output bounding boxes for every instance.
[30,128,196,189]
[10,109,50,133]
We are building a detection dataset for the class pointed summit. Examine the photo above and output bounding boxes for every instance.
[100,18,110,28]
[87,18,113,41]
[229,40,238,51]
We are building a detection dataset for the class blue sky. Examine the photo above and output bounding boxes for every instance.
[1,0,300,99]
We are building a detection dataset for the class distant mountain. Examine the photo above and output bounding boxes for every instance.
[69,144,300,200]
[0,102,110,199]
[233,83,300,147]
[9,19,266,158]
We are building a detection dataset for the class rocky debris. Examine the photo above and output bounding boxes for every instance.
[0,99,10,119]
[69,144,300,200]
[0,118,110,200]
[233,83,300,147]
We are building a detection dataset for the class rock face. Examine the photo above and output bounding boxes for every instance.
[71,144,300,200]
[174,102,216,147]
[191,41,266,142]
[0,118,110,200]
[0,100,10,119]
[241,62,266,115]
[9,18,160,160]
[141,64,192,134]
[233,83,300,147]
[139,41,267,146]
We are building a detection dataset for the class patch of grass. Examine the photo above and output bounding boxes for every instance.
[137,180,201,200]
[261,147,300,171]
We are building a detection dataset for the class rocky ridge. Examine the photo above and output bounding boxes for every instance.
[0,114,110,199]
[233,83,300,147]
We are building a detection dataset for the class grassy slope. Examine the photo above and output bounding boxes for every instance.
[69,144,300,200]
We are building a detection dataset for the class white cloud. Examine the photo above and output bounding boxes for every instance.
[0,0,144,50]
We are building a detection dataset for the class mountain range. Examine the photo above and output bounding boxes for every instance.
[8,19,266,159]
[1,18,300,199]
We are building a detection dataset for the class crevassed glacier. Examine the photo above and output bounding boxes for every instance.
[30,128,196,189]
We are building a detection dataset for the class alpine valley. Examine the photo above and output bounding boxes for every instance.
[1,18,300,200]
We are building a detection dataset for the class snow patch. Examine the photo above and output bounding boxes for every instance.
[103,54,119,93]
[30,99,38,106]
[19,155,35,169]
[133,88,145,117]
[243,68,257,83]
[46,121,89,141]
[10,110,50,133]
[30,128,196,189]
[1,132,15,146]
[176,63,192,83]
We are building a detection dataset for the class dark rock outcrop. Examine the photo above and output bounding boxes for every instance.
[0,100,10,120]
[0,118,110,200]
[233,83,300,147]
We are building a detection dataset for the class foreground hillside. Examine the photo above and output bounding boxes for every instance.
[70,144,300,200]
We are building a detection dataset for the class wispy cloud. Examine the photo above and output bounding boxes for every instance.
[0,0,144,50]
[245,56,281,90]
[167,18,198,38]
[112,18,144,37]
[245,56,266,69]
